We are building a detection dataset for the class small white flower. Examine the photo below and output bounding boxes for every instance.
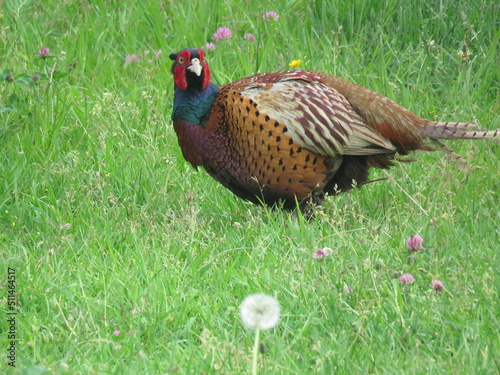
[240,294,280,330]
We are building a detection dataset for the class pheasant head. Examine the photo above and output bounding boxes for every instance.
[169,48,218,124]
[169,48,211,91]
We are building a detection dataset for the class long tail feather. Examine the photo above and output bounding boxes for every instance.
[421,121,499,139]
[431,139,471,172]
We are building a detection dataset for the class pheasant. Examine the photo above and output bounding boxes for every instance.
[169,48,498,212]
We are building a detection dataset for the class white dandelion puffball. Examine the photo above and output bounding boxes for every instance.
[240,294,280,330]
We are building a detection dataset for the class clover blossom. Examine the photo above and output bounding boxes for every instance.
[431,279,444,292]
[39,48,50,59]
[399,273,415,285]
[204,42,216,51]
[264,11,279,21]
[125,54,140,64]
[406,234,423,252]
[244,33,256,41]
[213,27,232,41]
[312,247,331,259]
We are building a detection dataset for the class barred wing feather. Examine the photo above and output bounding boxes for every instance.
[241,79,396,157]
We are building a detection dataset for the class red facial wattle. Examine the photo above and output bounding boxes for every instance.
[198,50,211,90]
[172,49,210,90]
[173,50,191,90]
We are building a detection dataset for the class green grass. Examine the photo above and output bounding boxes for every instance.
[1,0,499,373]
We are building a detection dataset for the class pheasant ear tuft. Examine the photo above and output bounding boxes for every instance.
[169,53,178,61]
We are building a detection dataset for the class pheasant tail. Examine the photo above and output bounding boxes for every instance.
[319,73,499,147]
[420,121,499,139]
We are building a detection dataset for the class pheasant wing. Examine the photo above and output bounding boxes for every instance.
[239,74,396,157]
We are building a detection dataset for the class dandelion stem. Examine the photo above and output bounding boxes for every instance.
[252,328,261,375]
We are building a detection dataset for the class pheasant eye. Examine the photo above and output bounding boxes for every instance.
[178,56,185,64]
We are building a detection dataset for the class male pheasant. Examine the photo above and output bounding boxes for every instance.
[169,48,498,212]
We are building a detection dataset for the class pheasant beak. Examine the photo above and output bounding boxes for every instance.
[187,58,203,76]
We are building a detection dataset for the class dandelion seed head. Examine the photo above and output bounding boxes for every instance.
[240,294,280,330]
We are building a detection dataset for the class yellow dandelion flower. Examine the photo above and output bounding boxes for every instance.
[289,59,301,68]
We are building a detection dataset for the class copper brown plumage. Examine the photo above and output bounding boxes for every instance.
[169,48,498,212]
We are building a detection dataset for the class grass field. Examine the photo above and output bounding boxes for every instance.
[1,0,499,373]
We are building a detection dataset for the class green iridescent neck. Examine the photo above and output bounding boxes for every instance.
[172,82,219,124]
